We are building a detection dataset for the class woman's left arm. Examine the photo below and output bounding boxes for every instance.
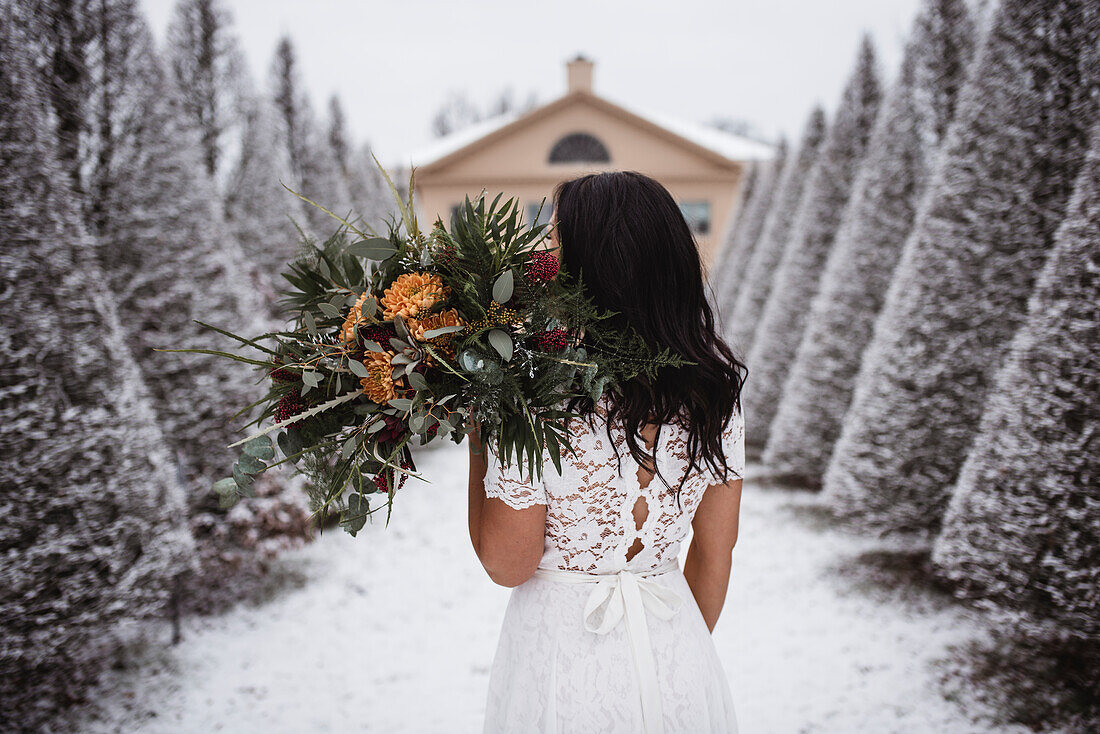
[468,426,546,588]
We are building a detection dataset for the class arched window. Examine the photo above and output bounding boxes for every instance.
[548,132,610,163]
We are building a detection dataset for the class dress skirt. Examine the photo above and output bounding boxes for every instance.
[482,564,739,733]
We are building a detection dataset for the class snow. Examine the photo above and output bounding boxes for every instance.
[71,446,1024,734]
[401,94,774,170]
[402,110,524,168]
[608,96,776,162]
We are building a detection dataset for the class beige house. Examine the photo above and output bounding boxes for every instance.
[404,57,774,268]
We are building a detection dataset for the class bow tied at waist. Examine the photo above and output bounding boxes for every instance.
[531,559,684,734]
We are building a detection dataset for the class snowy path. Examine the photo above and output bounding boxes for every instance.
[77,445,1023,734]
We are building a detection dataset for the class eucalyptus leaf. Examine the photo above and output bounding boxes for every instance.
[492,269,514,303]
[388,398,413,411]
[363,340,383,353]
[362,296,378,318]
[318,302,342,318]
[421,324,464,339]
[342,434,358,458]
[242,435,275,460]
[487,329,513,362]
[212,477,237,496]
[367,419,386,434]
[237,453,266,474]
[302,371,321,387]
[347,237,397,260]
[233,463,257,497]
[348,360,369,378]
[303,310,318,337]
[344,494,369,535]
[407,371,429,391]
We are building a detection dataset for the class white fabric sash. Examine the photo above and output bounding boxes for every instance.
[532,559,684,734]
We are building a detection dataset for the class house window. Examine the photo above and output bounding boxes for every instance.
[679,201,710,235]
[548,132,610,163]
[526,201,553,226]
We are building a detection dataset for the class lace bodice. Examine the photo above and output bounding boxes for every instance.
[483,394,745,574]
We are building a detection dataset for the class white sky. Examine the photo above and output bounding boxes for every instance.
[140,0,923,167]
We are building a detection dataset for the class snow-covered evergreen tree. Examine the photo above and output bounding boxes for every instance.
[725,107,826,356]
[347,141,396,235]
[824,0,1100,534]
[269,35,352,234]
[743,36,882,453]
[224,90,307,315]
[80,0,311,610]
[165,0,247,186]
[713,140,787,337]
[327,94,392,235]
[764,0,976,486]
[932,129,1100,642]
[0,12,194,726]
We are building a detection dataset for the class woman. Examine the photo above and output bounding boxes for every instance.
[468,170,747,733]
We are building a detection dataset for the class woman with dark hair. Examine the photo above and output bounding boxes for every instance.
[469,171,747,733]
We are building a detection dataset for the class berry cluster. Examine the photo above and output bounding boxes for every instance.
[372,458,413,493]
[526,251,560,283]
[358,323,396,350]
[269,365,299,383]
[532,328,568,351]
[274,388,308,427]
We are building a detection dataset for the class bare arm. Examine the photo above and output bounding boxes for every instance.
[468,425,546,587]
[683,476,742,633]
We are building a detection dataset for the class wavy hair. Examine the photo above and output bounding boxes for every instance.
[552,171,748,508]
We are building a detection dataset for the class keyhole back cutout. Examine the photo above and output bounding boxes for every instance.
[625,422,659,562]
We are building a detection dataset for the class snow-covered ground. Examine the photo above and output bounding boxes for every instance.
[74,445,1024,734]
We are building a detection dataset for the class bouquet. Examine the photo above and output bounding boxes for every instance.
[163,163,687,535]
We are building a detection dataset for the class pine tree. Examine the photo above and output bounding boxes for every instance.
[712,139,787,337]
[346,141,395,236]
[932,129,1100,642]
[164,0,247,184]
[80,0,311,610]
[743,37,882,453]
[725,107,826,357]
[764,0,976,486]
[0,12,194,727]
[37,0,90,195]
[269,35,352,233]
[327,94,391,235]
[824,0,1100,535]
[224,90,307,315]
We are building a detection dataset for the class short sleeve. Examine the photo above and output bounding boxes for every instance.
[704,407,745,487]
[483,444,548,510]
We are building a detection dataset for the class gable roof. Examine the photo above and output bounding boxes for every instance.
[402,90,774,173]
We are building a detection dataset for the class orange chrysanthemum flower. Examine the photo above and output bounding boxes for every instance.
[340,292,377,344]
[379,272,447,320]
[407,308,464,342]
[359,351,396,404]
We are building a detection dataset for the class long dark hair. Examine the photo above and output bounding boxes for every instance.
[552,170,748,508]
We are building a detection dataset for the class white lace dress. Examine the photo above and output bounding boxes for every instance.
[481,394,745,733]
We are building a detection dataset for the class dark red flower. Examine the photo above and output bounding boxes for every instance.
[375,414,407,444]
[532,328,568,351]
[526,251,559,283]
